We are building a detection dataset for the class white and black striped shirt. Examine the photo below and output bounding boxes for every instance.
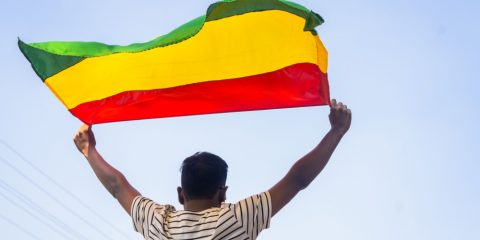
[131,192,271,240]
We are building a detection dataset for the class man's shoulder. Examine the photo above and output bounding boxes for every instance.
[133,196,177,215]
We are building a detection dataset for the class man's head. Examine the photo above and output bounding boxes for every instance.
[178,152,228,204]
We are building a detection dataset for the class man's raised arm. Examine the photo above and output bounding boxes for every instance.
[269,99,352,216]
[73,124,140,214]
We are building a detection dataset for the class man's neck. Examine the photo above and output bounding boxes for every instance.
[183,198,220,212]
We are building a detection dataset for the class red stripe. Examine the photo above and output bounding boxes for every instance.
[70,63,330,124]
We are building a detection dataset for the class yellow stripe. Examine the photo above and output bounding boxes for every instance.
[45,10,328,109]
[315,37,328,73]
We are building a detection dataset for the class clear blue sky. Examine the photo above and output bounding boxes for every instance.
[1,0,479,239]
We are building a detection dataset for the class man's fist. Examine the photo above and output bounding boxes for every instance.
[73,124,96,157]
[329,99,352,134]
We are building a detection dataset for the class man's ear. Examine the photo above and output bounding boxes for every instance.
[218,186,228,203]
[177,187,185,205]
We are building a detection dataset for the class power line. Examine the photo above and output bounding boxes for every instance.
[0,213,44,240]
[0,138,131,240]
[0,186,75,240]
[0,178,88,240]
[0,155,116,240]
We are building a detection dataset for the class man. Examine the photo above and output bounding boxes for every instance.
[74,99,352,240]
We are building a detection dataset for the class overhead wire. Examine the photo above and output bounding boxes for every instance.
[0,178,88,240]
[0,155,117,240]
[0,138,131,240]
[0,213,44,240]
[0,185,75,240]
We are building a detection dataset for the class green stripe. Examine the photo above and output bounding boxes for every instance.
[206,0,323,32]
[18,39,85,81]
[19,0,323,80]
[28,15,206,58]
[23,0,322,57]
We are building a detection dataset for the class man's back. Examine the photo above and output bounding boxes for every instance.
[132,192,271,240]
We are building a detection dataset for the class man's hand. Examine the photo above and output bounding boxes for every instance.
[329,99,352,134]
[74,124,96,157]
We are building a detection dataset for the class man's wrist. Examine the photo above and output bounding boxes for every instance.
[329,127,348,137]
[84,146,98,159]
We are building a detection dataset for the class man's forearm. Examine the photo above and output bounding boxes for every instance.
[84,148,126,198]
[288,128,345,189]
[268,100,351,216]
[74,124,140,213]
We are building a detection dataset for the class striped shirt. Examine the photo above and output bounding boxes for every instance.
[131,192,272,240]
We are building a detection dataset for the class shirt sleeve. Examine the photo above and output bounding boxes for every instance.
[234,191,272,240]
[130,196,163,238]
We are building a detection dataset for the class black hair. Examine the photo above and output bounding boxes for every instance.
[180,152,228,200]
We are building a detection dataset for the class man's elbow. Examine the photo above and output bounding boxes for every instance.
[289,165,313,191]
[285,172,311,192]
[109,173,128,198]
[295,176,312,191]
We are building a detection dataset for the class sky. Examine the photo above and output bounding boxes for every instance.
[1,0,479,239]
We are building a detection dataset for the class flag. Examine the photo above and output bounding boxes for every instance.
[19,0,329,124]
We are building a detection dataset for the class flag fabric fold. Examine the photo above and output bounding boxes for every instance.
[19,0,330,124]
